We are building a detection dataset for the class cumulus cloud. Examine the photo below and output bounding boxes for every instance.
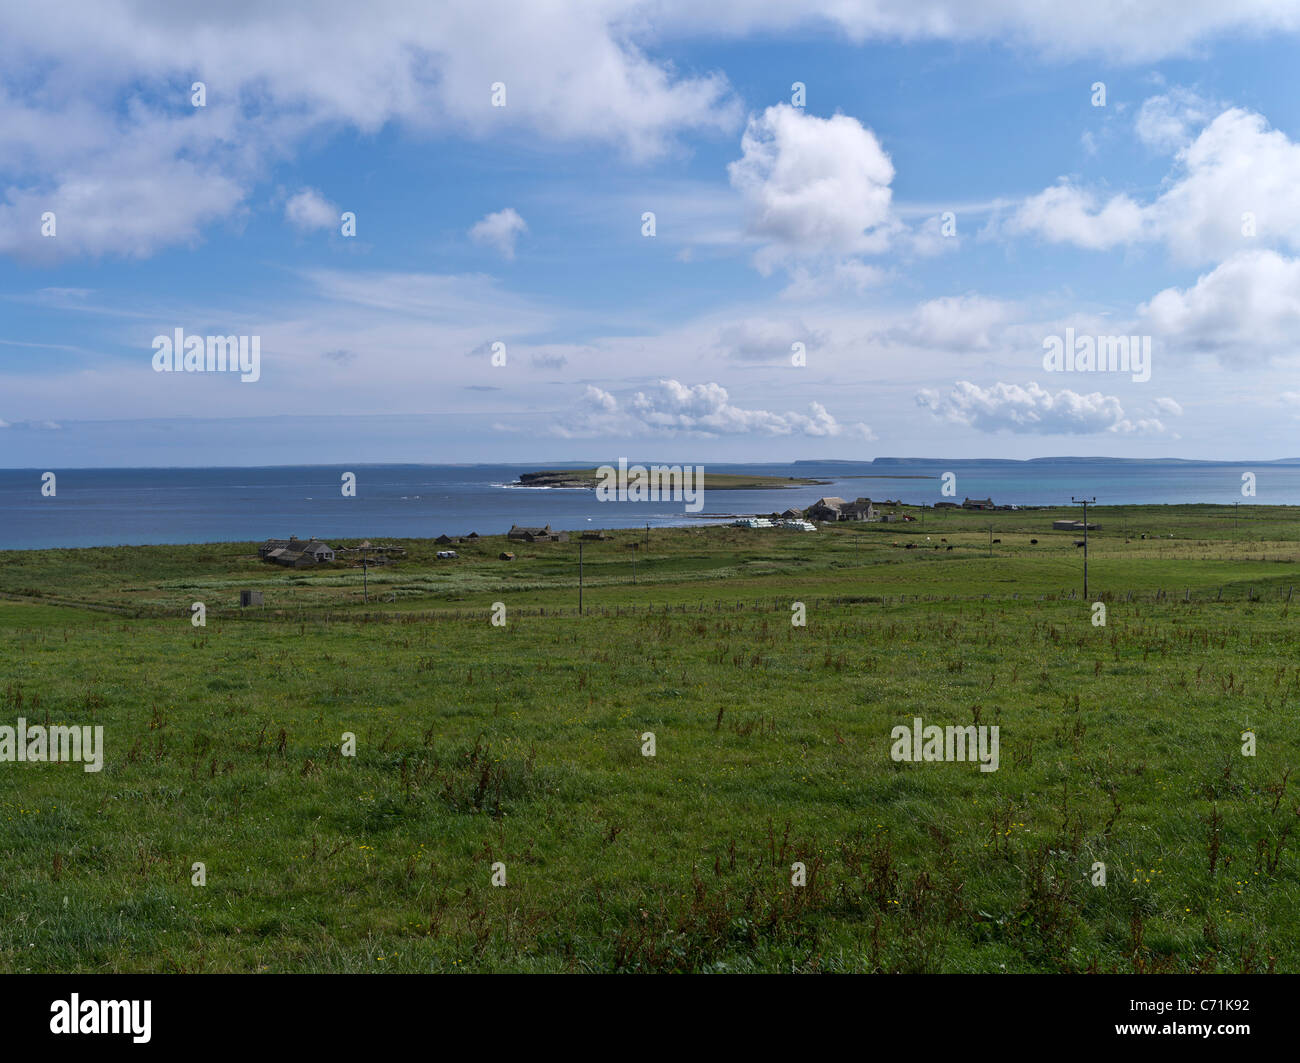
[469,207,528,260]
[728,104,897,274]
[1139,249,1300,357]
[558,379,873,439]
[285,188,339,232]
[915,380,1160,435]
[1009,105,1300,263]
[1007,182,1145,251]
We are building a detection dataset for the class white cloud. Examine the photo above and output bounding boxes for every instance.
[0,153,245,261]
[469,207,528,260]
[1009,105,1300,263]
[916,380,1158,435]
[558,378,873,439]
[728,104,897,274]
[284,188,339,232]
[1135,88,1215,152]
[1152,396,1184,416]
[1139,250,1300,357]
[1007,182,1145,251]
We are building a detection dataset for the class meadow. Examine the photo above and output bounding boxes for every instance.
[1,503,1298,972]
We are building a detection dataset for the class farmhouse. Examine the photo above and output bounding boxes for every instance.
[259,537,335,567]
[507,524,570,543]
[807,496,847,521]
[841,498,877,522]
[963,497,995,510]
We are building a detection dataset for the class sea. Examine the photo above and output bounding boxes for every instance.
[1,459,1298,550]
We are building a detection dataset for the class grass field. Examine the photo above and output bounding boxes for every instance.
[1,503,1298,972]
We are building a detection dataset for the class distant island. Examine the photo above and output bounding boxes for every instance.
[515,468,830,490]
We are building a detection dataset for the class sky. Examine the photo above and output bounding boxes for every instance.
[3,1,1300,467]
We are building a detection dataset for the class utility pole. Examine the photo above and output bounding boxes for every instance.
[988,525,992,557]
[578,540,584,615]
[1072,497,1095,598]
[631,542,636,585]
[359,539,371,603]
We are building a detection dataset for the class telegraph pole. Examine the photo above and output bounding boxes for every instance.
[1072,497,1095,598]
[578,540,584,615]
[359,539,371,603]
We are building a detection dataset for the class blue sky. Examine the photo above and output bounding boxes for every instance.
[3,2,1300,467]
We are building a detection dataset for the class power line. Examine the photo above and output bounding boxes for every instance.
[1071,497,1096,598]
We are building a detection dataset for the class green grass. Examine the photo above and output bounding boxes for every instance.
[1,503,1298,972]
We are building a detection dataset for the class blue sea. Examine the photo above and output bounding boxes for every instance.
[1,459,1298,550]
